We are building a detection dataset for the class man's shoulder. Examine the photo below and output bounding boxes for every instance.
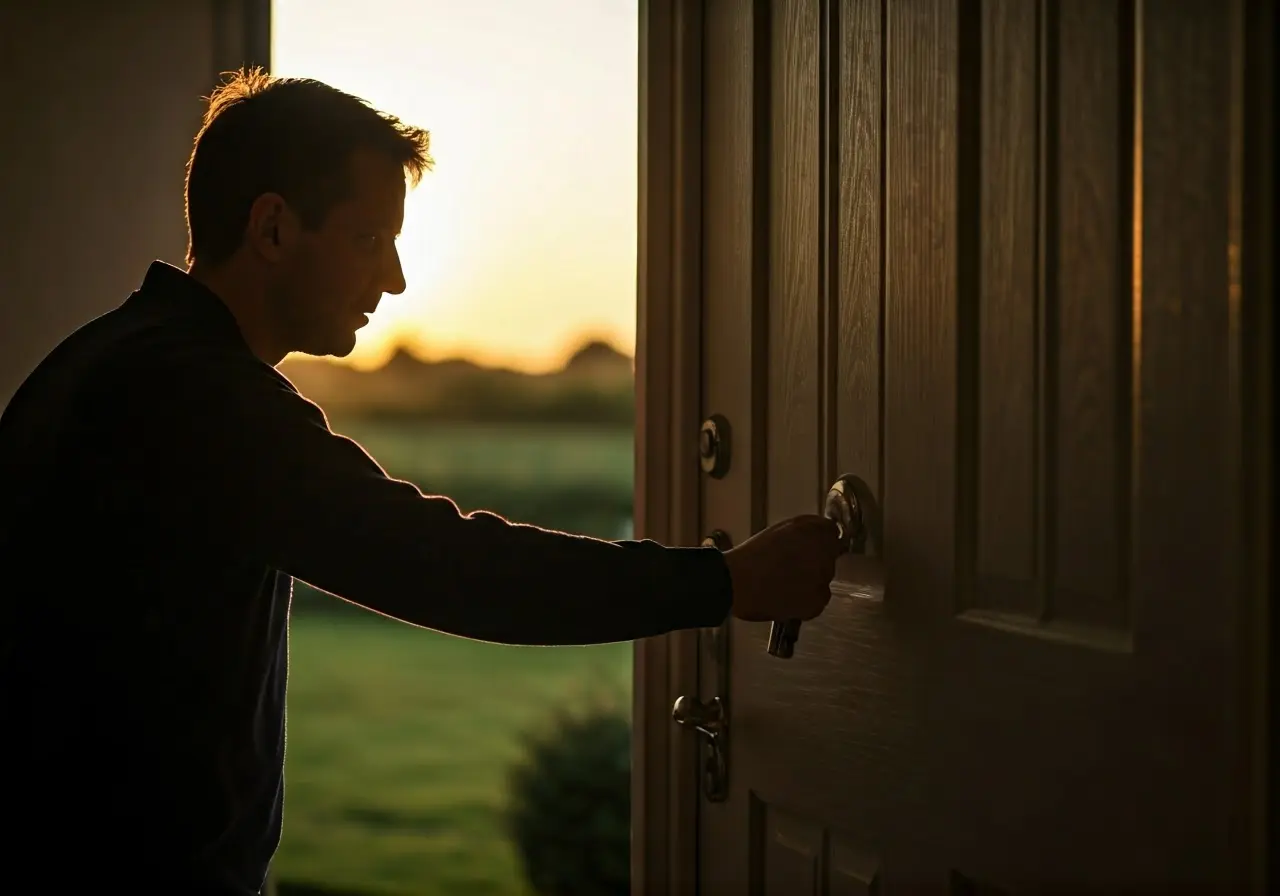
[100,328,319,432]
[4,298,300,440]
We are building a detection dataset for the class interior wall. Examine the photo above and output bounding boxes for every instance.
[0,1,270,408]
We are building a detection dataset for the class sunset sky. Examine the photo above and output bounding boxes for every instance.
[271,0,638,372]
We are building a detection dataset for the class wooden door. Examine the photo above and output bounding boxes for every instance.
[685,0,1271,892]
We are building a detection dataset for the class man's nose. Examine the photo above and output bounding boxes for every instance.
[383,244,407,296]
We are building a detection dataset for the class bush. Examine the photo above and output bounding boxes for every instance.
[503,700,632,896]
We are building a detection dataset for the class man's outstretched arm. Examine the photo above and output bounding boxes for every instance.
[123,348,732,646]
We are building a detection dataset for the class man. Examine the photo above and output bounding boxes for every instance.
[0,69,840,893]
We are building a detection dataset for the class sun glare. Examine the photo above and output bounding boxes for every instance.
[271,0,639,373]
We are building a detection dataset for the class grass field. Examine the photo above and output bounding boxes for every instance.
[330,418,631,493]
[274,420,636,895]
[329,418,635,538]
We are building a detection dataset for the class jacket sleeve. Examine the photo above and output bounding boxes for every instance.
[126,352,733,646]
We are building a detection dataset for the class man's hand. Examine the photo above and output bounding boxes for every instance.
[722,515,843,622]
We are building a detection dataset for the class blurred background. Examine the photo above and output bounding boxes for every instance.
[0,0,641,890]
[267,1,639,893]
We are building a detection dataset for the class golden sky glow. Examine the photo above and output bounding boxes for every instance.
[271,0,638,372]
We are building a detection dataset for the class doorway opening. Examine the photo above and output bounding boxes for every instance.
[269,3,639,893]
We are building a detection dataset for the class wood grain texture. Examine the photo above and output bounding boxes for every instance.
[632,2,704,893]
[974,0,1038,614]
[689,0,1267,891]
[768,0,823,523]
[836,0,884,509]
[697,3,766,891]
[1051,0,1131,631]
[884,0,957,621]
[701,0,760,553]
[1134,0,1244,880]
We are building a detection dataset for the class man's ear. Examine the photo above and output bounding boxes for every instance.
[245,193,295,261]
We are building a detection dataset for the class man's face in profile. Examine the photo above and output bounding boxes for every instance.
[270,148,409,358]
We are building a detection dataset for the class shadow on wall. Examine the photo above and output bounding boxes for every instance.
[0,3,231,409]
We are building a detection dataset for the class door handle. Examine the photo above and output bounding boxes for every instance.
[671,695,728,801]
[766,473,880,658]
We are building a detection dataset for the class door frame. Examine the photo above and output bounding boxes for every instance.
[1241,0,1275,885]
[632,1,704,894]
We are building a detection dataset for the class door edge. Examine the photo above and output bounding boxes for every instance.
[633,1,705,895]
[1240,0,1275,887]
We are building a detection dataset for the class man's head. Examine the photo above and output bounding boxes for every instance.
[184,68,433,360]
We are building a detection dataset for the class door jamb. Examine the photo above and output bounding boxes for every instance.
[1240,0,1274,885]
[633,1,705,894]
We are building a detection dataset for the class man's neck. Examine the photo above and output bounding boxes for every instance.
[187,261,287,366]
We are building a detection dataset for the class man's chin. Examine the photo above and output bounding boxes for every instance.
[296,332,358,360]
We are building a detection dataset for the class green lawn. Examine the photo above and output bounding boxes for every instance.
[331,418,633,495]
[277,604,632,895]
[274,420,636,896]
[329,419,636,538]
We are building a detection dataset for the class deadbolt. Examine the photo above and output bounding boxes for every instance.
[698,415,731,478]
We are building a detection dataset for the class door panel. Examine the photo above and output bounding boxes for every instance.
[768,0,822,527]
[965,0,1137,636]
[696,0,1261,892]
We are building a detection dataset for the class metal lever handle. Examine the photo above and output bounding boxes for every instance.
[671,695,728,801]
[767,473,867,659]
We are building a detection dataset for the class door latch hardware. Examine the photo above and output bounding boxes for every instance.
[701,529,733,551]
[767,473,869,658]
[698,415,732,478]
[671,695,728,802]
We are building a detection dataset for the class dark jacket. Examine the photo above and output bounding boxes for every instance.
[0,262,731,893]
